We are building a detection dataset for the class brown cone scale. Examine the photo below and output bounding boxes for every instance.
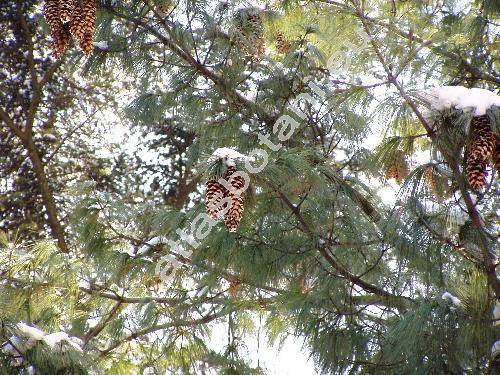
[466,157,487,190]
[43,0,61,29]
[81,0,96,35]
[52,25,71,59]
[468,115,494,161]
[59,0,77,23]
[205,180,227,220]
[385,150,409,185]
[223,166,245,232]
[276,32,291,54]
[234,10,265,63]
[79,32,94,55]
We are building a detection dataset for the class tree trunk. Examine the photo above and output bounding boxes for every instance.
[24,136,68,253]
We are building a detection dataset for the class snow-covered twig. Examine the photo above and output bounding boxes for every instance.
[93,41,109,50]
[420,86,500,116]
[136,235,168,256]
[208,147,255,167]
[1,322,84,366]
[441,292,461,308]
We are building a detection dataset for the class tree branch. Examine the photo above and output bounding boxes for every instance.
[355,3,500,299]
[273,186,410,312]
[23,136,69,252]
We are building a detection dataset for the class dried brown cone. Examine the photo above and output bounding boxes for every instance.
[43,0,61,29]
[275,32,291,54]
[223,166,245,232]
[468,115,494,161]
[424,165,437,196]
[59,0,77,23]
[385,150,409,185]
[252,37,265,62]
[229,278,240,299]
[466,157,487,190]
[79,32,94,55]
[156,1,174,16]
[69,2,86,41]
[424,165,449,202]
[52,26,71,59]
[234,11,265,62]
[81,0,96,34]
[205,179,227,220]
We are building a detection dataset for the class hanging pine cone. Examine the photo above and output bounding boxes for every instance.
[468,115,494,161]
[223,165,245,232]
[52,26,72,59]
[275,31,291,54]
[424,165,439,201]
[385,150,409,185]
[79,32,94,55]
[69,2,86,41]
[233,8,265,63]
[81,0,96,35]
[74,0,95,54]
[59,0,77,23]
[205,179,228,220]
[466,157,487,190]
[44,0,96,57]
[424,165,451,202]
[43,0,61,29]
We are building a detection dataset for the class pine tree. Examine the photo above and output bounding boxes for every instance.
[1,0,499,374]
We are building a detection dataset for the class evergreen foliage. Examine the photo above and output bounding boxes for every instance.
[0,0,499,374]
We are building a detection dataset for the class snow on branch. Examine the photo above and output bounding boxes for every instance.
[136,235,168,256]
[441,292,461,308]
[43,332,83,352]
[422,86,500,116]
[1,321,84,366]
[208,147,254,167]
[93,41,109,50]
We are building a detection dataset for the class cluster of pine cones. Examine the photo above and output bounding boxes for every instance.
[205,166,246,232]
[466,115,499,190]
[233,8,265,63]
[385,150,409,185]
[43,0,96,58]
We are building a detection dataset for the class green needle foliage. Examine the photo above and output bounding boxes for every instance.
[0,0,499,374]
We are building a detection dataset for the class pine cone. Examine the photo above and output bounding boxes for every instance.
[205,180,227,220]
[424,165,438,198]
[233,9,265,62]
[43,0,61,29]
[468,115,494,161]
[52,26,71,59]
[466,157,487,190]
[69,1,86,41]
[385,150,409,185]
[79,32,94,55]
[81,0,96,34]
[275,32,291,54]
[223,166,245,232]
[424,165,450,202]
[59,0,77,23]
